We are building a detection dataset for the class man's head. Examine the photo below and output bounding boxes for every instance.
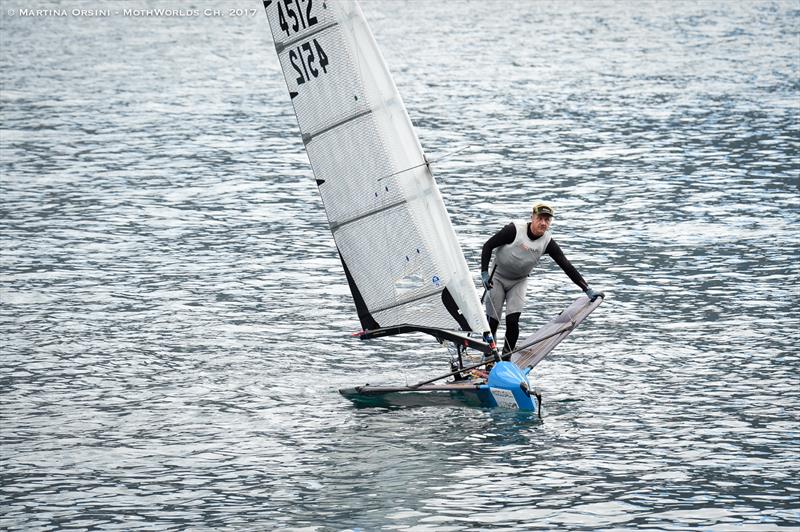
[530,202,554,236]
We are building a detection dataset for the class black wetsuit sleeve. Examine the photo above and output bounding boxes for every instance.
[481,223,516,272]
[546,239,588,291]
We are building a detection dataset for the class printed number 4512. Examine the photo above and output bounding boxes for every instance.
[278,0,318,36]
[290,39,329,85]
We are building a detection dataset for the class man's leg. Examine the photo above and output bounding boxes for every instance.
[501,277,527,355]
[502,312,521,354]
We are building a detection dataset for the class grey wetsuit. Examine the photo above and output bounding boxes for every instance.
[481,221,588,321]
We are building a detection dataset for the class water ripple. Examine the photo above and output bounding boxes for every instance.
[2,1,799,530]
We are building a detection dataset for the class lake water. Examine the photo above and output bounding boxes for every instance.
[1,1,799,530]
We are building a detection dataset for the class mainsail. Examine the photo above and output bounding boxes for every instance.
[262,1,491,345]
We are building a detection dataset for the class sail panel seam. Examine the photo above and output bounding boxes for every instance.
[330,179,435,233]
[302,109,373,145]
[370,287,444,315]
[274,21,339,54]
[329,197,406,233]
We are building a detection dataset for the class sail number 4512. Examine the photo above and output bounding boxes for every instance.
[277,0,318,36]
[274,0,329,85]
[289,39,329,85]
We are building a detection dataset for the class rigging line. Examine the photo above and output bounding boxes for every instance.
[510,321,575,353]
[410,323,576,388]
[376,145,474,182]
[480,264,497,304]
[483,265,504,345]
[432,144,474,164]
[505,322,576,362]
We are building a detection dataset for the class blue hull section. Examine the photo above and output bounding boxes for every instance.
[484,361,537,410]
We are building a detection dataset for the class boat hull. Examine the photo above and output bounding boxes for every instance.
[339,363,540,413]
[339,383,541,412]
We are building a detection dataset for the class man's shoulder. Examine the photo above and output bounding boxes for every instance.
[544,233,559,252]
[487,222,517,245]
[501,221,519,233]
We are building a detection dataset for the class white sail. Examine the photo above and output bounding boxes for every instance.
[262,0,490,337]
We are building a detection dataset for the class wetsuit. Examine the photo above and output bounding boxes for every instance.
[481,222,588,353]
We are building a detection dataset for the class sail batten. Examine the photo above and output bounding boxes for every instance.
[274,21,340,54]
[262,1,490,338]
[329,198,407,233]
[368,288,444,316]
[302,108,373,146]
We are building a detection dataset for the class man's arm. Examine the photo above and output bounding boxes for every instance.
[481,223,516,272]
[545,239,589,291]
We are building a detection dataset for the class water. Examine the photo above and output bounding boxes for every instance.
[1,1,798,530]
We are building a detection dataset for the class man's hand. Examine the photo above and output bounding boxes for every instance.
[481,271,493,290]
[584,287,602,301]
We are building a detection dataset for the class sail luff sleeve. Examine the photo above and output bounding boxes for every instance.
[262,0,490,335]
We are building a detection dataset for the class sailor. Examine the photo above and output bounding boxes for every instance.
[480,202,601,355]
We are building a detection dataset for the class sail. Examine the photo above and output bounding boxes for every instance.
[261,0,490,337]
